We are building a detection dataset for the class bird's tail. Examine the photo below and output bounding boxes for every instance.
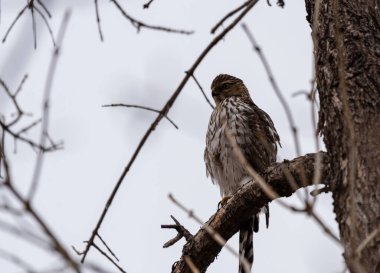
[238,205,270,273]
[238,217,254,273]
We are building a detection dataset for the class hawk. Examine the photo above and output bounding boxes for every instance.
[204,74,280,273]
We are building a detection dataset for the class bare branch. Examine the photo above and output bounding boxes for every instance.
[80,0,259,264]
[36,0,52,18]
[143,0,156,9]
[94,0,104,41]
[97,233,119,262]
[110,0,193,35]
[1,4,28,44]
[211,1,251,34]
[16,118,42,135]
[102,103,178,129]
[0,119,62,152]
[190,74,214,109]
[5,181,80,272]
[34,6,56,47]
[171,152,327,273]
[275,0,285,8]
[0,126,4,179]
[306,205,341,244]
[2,1,55,47]
[0,248,37,273]
[169,194,251,273]
[183,256,200,273]
[0,219,49,249]
[14,74,29,97]
[241,23,301,156]
[28,9,71,201]
[224,124,280,200]
[0,74,29,127]
[355,224,380,257]
[31,3,37,49]
[161,215,193,248]
[92,243,127,273]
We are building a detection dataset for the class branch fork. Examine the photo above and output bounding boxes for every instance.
[162,215,193,248]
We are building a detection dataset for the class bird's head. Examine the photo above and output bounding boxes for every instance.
[210,74,250,105]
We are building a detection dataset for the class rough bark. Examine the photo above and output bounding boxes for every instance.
[172,152,328,273]
[305,1,380,272]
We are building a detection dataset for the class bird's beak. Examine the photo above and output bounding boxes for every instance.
[211,90,217,97]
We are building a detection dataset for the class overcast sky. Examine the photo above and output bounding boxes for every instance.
[0,1,343,273]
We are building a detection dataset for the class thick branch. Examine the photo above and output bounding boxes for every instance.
[172,152,328,273]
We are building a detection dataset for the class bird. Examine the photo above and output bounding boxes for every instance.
[204,74,280,273]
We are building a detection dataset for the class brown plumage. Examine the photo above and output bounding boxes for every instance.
[204,74,280,273]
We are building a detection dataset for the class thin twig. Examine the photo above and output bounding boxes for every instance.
[0,199,24,216]
[97,233,119,262]
[224,124,309,212]
[143,0,155,9]
[16,118,42,135]
[91,243,127,273]
[0,219,49,249]
[292,87,321,204]
[2,4,28,43]
[1,145,79,271]
[14,74,28,97]
[0,74,29,128]
[110,0,193,35]
[276,0,285,7]
[279,162,306,203]
[37,0,51,18]
[355,224,380,257]
[161,215,193,248]
[102,104,178,129]
[0,141,8,184]
[0,78,23,127]
[190,74,214,109]
[34,6,56,47]
[28,9,71,201]
[183,256,200,273]
[307,206,341,245]
[94,0,104,41]
[211,0,251,34]
[309,0,324,209]
[6,183,80,272]
[168,193,251,273]
[241,23,301,156]
[30,3,37,49]
[79,0,259,263]
[2,1,54,47]
[0,248,37,273]
[0,125,4,178]
[0,78,11,97]
[223,124,279,200]
[0,119,61,152]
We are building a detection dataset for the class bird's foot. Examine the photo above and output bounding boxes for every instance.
[218,196,231,209]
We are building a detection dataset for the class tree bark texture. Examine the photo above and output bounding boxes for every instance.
[305,1,380,272]
[172,152,327,273]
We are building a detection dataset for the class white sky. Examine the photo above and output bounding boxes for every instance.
[0,1,343,273]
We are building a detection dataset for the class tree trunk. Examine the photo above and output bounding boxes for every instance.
[305,1,380,272]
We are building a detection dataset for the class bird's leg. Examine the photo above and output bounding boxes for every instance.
[218,196,232,208]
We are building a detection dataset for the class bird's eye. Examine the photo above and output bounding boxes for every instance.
[220,83,230,89]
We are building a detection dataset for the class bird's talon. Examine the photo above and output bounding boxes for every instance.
[218,196,231,209]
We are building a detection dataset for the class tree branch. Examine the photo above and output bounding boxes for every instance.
[161,215,193,248]
[79,0,259,264]
[110,0,193,35]
[171,152,328,273]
